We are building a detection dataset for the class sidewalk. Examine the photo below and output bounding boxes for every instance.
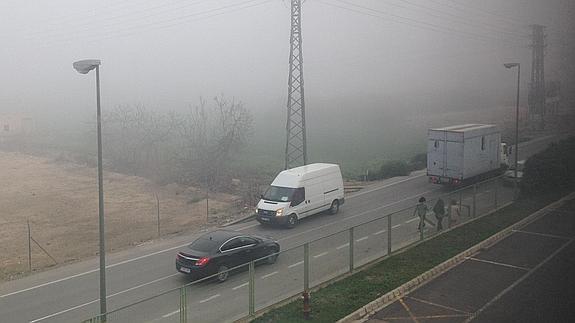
[362,194,575,322]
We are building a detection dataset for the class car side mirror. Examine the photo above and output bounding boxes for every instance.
[260,194,264,199]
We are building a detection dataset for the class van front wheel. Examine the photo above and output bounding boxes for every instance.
[286,214,298,228]
[329,200,339,215]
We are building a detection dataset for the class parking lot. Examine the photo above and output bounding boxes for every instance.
[366,197,575,323]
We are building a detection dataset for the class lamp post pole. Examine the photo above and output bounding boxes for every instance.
[504,62,520,197]
[95,64,107,316]
[514,64,520,193]
[73,59,106,316]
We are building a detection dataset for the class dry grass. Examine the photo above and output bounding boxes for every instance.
[0,151,239,281]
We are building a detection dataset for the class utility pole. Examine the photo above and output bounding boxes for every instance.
[528,24,546,129]
[285,0,307,169]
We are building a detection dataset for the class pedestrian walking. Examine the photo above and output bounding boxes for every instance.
[413,197,428,232]
[433,198,445,231]
[448,199,461,227]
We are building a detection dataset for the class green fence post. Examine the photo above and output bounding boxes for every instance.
[180,286,187,323]
[473,184,477,217]
[387,214,392,255]
[494,181,498,209]
[349,227,354,273]
[304,243,309,292]
[249,261,255,316]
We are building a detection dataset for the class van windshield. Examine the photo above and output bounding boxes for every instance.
[262,186,296,202]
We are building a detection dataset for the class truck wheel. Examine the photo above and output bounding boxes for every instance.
[328,200,339,215]
[286,214,298,228]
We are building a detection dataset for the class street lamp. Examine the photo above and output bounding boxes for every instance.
[504,62,520,196]
[73,59,107,316]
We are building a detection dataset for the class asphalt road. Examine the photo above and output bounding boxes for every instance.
[0,135,562,323]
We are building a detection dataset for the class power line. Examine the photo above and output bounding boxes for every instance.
[320,0,526,47]
[22,0,273,49]
[388,0,529,38]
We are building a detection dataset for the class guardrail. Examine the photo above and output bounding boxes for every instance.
[77,175,513,323]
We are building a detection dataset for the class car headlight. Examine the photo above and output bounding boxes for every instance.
[276,208,284,216]
[255,208,259,214]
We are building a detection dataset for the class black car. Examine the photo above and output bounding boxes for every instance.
[176,230,280,282]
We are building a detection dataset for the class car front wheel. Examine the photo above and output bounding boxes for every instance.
[266,249,279,264]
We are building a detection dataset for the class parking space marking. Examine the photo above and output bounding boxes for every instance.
[399,298,419,323]
[512,229,571,240]
[162,309,180,318]
[232,282,248,290]
[465,257,530,271]
[336,243,350,250]
[405,218,418,224]
[464,239,574,322]
[288,261,303,268]
[261,271,278,279]
[356,236,369,242]
[373,230,386,235]
[313,252,329,258]
[406,296,471,315]
[199,294,220,303]
[392,224,402,229]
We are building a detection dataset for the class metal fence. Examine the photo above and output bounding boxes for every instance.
[79,175,514,323]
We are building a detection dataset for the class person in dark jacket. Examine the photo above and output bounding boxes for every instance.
[433,198,445,231]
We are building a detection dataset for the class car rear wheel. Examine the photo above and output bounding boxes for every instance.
[216,265,229,282]
[328,200,339,215]
[286,214,298,229]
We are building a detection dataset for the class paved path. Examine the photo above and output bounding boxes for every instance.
[366,195,575,323]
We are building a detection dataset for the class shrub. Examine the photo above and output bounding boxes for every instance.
[520,136,575,197]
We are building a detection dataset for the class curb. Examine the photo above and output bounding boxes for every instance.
[337,192,575,323]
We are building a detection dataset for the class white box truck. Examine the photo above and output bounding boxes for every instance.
[256,163,345,228]
[427,124,509,185]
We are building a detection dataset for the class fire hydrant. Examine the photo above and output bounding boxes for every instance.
[302,291,311,320]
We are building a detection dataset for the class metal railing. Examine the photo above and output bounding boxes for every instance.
[77,175,513,323]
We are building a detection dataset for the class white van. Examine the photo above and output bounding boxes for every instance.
[256,163,345,228]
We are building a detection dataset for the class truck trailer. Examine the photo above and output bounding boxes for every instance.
[427,124,509,185]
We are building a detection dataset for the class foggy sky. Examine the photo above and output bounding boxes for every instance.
[1,0,573,124]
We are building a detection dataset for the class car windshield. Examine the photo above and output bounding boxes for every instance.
[262,186,296,202]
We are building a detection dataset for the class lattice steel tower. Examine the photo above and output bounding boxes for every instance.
[529,24,546,119]
[285,0,307,169]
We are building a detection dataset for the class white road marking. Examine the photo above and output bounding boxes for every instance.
[29,299,98,322]
[27,273,180,322]
[336,243,350,250]
[349,173,426,198]
[464,239,574,322]
[465,257,530,271]
[288,261,304,268]
[8,176,436,301]
[1,243,189,299]
[162,309,180,318]
[261,271,279,279]
[232,282,249,290]
[405,218,418,224]
[235,223,259,231]
[373,230,386,235]
[313,252,329,258]
[279,189,438,242]
[392,224,401,229]
[199,294,220,304]
[356,236,369,242]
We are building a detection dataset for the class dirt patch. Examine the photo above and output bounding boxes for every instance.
[0,151,242,281]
